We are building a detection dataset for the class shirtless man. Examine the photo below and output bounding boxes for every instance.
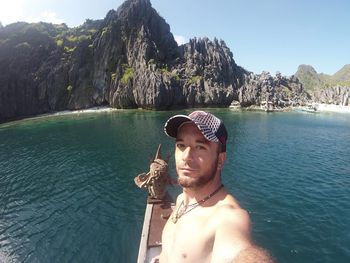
[153,111,275,263]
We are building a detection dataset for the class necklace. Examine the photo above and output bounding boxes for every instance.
[171,184,224,224]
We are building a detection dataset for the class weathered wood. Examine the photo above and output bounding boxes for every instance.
[148,201,173,247]
[137,203,153,263]
[137,195,174,263]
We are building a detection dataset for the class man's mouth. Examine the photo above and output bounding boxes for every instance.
[179,167,197,174]
[179,166,194,170]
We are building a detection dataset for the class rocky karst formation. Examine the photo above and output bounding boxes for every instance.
[1,0,312,122]
[238,71,310,107]
[92,0,180,109]
[0,20,102,121]
[312,86,349,106]
[99,0,241,109]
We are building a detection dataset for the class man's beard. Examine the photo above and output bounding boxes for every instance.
[177,156,219,188]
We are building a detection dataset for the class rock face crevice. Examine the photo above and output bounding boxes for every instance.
[0,0,316,122]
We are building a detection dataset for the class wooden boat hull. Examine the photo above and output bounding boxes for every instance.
[137,197,174,263]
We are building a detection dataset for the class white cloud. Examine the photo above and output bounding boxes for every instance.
[0,0,25,25]
[0,0,64,26]
[27,10,65,24]
[174,35,187,45]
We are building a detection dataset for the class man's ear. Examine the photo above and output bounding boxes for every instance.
[217,152,226,170]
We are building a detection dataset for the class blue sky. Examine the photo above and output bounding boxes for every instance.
[1,0,349,76]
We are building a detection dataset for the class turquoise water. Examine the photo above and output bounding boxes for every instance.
[0,110,349,263]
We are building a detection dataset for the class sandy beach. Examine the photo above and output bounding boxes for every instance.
[317,104,350,113]
[0,107,119,127]
[49,106,118,116]
[32,106,120,121]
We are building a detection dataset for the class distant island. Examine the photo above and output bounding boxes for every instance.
[295,64,350,106]
[0,0,349,123]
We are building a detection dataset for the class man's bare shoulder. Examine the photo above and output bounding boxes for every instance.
[211,194,251,234]
[209,194,253,262]
[209,195,276,262]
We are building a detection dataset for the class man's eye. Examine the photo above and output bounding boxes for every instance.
[196,145,206,150]
[176,143,186,149]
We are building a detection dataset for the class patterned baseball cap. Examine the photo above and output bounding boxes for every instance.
[164,111,228,152]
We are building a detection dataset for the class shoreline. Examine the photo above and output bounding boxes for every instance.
[1,104,350,127]
[238,104,350,114]
[47,106,118,116]
[0,106,119,127]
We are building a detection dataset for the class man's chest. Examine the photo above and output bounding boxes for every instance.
[162,213,216,262]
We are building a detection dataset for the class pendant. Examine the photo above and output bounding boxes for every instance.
[171,203,185,224]
[171,215,178,224]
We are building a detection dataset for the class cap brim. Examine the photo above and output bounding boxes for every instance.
[164,115,193,138]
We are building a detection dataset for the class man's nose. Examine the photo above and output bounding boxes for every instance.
[182,146,193,161]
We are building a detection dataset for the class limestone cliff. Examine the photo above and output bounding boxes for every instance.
[312,86,350,106]
[0,0,310,122]
[238,71,310,107]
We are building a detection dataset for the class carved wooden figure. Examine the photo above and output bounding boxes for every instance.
[134,144,170,200]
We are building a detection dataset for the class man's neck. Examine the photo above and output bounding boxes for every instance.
[182,180,223,206]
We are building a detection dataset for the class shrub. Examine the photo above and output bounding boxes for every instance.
[187,75,202,86]
[159,65,180,82]
[66,85,73,92]
[56,39,64,47]
[111,72,118,81]
[64,46,76,53]
[121,66,134,85]
[283,87,292,96]
[78,35,90,42]
[66,35,79,42]
[160,64,169,74]
[173,73,180,82]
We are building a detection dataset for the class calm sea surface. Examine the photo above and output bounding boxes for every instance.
[0,110,349,263]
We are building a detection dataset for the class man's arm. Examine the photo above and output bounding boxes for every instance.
[233,246,275,263]
[210,207,275,263]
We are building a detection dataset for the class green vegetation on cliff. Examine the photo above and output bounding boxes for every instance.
[121,65,134,85]
[331,64,350,85]
[187,75,202,86]
[160,65,180,82]
[66,85,73,93]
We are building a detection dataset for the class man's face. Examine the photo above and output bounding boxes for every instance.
[175,122,225,188]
